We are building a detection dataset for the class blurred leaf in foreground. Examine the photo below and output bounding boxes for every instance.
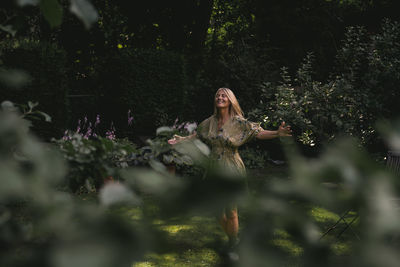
[0,68,31,88]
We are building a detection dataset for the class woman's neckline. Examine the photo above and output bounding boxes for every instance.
[215,115,231,131]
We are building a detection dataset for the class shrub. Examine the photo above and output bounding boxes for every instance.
[249,19,400,151]
[54,134,137,193]
[240,144,269,170]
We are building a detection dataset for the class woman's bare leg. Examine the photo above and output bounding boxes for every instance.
[219,208,239,244]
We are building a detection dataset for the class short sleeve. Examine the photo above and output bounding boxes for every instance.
[227,116,263,146]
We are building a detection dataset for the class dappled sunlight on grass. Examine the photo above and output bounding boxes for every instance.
[331,241,352,255]
[310,206,340,223]
[160,224,194,234]
[133,261,156,267]
[132,215,224,266]
[272,229,303,256]
[124,207,143,220]
[158,216,225,248]
[274,229,291,239]
[133,249,220,267]
[271,239,303,256]
[309,207,357,256]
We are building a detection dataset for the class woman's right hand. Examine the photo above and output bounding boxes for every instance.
[168,134,183,145]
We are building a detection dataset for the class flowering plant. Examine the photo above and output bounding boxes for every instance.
[55,110,137,193]
[147,118,197,167]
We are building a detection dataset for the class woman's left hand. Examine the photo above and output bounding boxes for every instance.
[277,121,292,137]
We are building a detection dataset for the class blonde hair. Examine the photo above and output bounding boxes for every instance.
[213,88,244,119]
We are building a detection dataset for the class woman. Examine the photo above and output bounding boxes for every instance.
[168,87,292,249]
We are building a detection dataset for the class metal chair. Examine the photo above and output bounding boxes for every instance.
[320,150,400,240]
[319,208,360,240]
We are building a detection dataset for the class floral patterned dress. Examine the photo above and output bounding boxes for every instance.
[197,115,263,176]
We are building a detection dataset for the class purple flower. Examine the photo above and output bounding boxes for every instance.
[105,122,116,140]
[84,126,92,139]
[95,114,100,127]
[105,130,115,140]
[177,122,185,130]
[62,130,71,140]
[172,117,179,129]
[127,110,134,126]
[76,119,82,133]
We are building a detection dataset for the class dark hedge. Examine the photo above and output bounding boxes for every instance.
[0,39,69,139]
[97,48,187,135]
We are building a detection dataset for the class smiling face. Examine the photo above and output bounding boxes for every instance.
[215,89,231,109]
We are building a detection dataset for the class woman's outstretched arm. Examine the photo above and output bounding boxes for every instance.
[168,133,197,145]
[256,122,292,140]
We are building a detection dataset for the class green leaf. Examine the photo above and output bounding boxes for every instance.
[28,101,38,109]
[336,120,343,127]
[149,159,167,172]
[40,0,63,28]
[0,68,31,88]
[99,182,140,206]
[16,0,39,6]
[156,126,173,135]
[69,0,99,29]
[0,25,17,37]
[37,111,52,122]
[180,155,193,165]
[1,101,16,112]
[163,154,173,164]
[173,156,183,165]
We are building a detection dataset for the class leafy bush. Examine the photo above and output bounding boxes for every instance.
[0,38,69,139]
[124,122,197,172]
[249,19,400,151]
[55,116,197,193]
[240,144,269,169]
[54,134,137,193]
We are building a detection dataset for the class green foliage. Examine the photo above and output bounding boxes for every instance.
[0,38,69,139]
[240,144,269,169]
[16,0,98,29]
[53,121,197,194]
[39,0,63,28]
[0,105,152,267]
[54,134,137,193]
[249,19,400,149]
[124,124,196,172]
[69,0,99,29]
[1,100,52,128]
[149,126,195,166]
[97,48,187,134]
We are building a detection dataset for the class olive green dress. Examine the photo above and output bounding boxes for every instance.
[196,115,263,176]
